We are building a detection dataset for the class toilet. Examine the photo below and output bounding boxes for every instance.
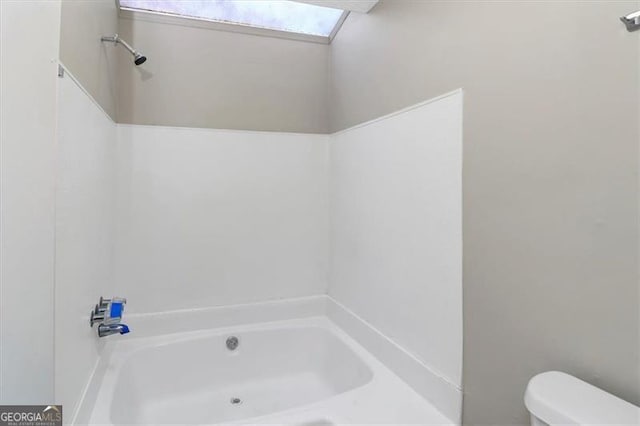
[525,371,640,425]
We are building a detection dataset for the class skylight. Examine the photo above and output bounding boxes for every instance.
[119,1,346,38]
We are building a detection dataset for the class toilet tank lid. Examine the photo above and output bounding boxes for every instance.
[524,371,639,425]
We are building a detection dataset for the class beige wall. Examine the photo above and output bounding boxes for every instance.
[59,0,119,120]
[330,1,640,424]
[1,0,61,403]
[116,16,330,133]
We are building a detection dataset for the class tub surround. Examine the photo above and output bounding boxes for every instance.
[114,125,330,313]
[327,298,462,421]
[112,296,328,338]
[56,72,463,424]
[330,91,463,396]
[55,65,116,417]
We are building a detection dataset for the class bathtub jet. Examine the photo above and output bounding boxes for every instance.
[100,34,147,66]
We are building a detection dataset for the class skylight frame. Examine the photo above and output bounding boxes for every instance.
[116,0,350,44]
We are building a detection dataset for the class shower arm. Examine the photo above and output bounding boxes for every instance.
[101,34,136,56]
[621,10,640,32]
[101,34,147,65]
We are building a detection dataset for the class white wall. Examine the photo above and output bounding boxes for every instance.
[114,126,329,313]
[0,0,61,403]
[329,91,463,389]
[54,69,116,418]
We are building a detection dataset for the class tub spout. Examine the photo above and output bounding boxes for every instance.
[98,323,130,338]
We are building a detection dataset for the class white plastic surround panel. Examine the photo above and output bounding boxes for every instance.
[55,67,117,417]
[114,125,330,313]
[329,91,463,390]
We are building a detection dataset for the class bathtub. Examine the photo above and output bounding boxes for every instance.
[79,315,454,425]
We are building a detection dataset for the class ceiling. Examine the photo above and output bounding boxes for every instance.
[291,0,379,13]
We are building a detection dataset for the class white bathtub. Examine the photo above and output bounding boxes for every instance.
[79,312,455,425]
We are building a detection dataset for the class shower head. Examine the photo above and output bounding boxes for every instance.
[133,53,147,66]
[101,34,147,66]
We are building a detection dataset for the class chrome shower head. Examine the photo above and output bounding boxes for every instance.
[101,34,147,66]
[134,53,147,66]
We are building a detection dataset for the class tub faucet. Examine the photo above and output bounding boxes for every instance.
[97,323,130,337]
[90,297,130,338]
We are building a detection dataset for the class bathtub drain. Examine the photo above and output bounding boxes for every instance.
[230,397,242,405]
[226,336,239,351]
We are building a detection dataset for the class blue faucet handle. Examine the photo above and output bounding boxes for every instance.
[110,302,123,318]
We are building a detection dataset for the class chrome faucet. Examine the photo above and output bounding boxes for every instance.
[97,323,130,337]
[90,297,130,338]
[89,297,109,326]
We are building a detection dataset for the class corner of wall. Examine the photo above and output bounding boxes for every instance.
[59,0,119,121]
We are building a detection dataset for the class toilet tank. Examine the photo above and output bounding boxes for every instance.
[524,371,639,425]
